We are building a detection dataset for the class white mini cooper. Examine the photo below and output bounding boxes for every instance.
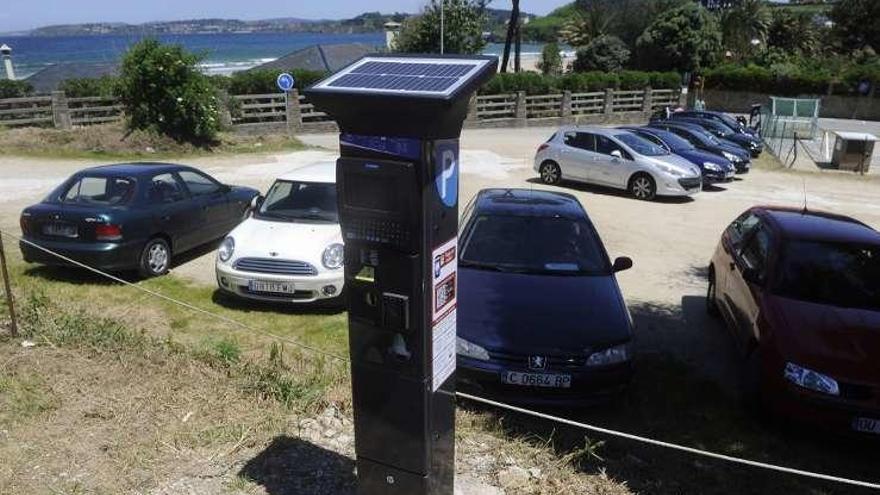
[215,162,344,303]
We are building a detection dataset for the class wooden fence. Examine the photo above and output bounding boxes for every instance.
[0,87,683,133]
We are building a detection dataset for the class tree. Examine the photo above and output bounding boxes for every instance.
[501,0,520,72]
[766,9,820,56]
[830,0,880,52]
[393,0,487,55]
[117,39,220,144]
[573,35,630,72]
[560,0,615,47]
[537,42,563,75]
[720,0,771,59]
[635,3,722,73]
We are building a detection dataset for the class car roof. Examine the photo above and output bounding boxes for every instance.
[556,125,621,137]
[757,206,880,245]
[652,120,704,133]
[473,188,586,219]
[278,161,336,183]
[80,162,191,177]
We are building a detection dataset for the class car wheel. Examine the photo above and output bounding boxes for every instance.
[539,161,561,185]
[629,174,656,201]
[706,268,720,317]
[139,238,171,278]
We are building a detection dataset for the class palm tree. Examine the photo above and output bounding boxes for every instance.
[721,0,771,58]
[559,0,615,48]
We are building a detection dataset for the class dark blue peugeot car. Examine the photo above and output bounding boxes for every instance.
[671,115,763,157]
[20,163,259,277]
[456,189,634,405]
[649,121,752,173]
[619,126,735,184]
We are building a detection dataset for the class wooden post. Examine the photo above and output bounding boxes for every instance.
[465,94,479,124]
[515,91,527,127]
[0,234,18,337]
[51,90,72,130]
[217,90,234,130]
[604,88,615,116]
[642,87,653,114]
[286,89,304,132]
[561,91,573,121]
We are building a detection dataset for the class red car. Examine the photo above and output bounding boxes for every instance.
[707,206,880,436]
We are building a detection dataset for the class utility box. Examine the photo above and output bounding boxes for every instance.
[831,131,877,173]
[306,54,497,494]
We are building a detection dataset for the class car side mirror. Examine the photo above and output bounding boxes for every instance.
[612,256,633,273]
[250,195,264,211]
[610,150,623,160]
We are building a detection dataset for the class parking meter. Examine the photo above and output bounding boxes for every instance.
[306,55,497,494]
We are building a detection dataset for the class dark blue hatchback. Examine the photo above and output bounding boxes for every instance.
[619,126,735,184]
[456,189,634,405]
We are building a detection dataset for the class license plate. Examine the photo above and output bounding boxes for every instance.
[42,223,77,238]
[502,371,571,388]
[248,280,295,294]
[852,417,880,435]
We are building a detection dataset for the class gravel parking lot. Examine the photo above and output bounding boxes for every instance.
[2,126,879,386]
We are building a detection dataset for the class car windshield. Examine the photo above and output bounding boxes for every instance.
[652,130,694,151]
[774,240,880,311]
[716,113,743,130]
[257,180,338,223]
[61,176,135,206]
[692,127,721,145]
[615,133,668,156]
[708,122,734,137]
[460,215,610,276]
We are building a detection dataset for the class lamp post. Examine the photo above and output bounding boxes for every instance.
[1,44,15,81]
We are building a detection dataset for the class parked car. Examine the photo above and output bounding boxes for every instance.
[457,188,634,405]
[649,121,751,173]
[676,109,761,138]
[535,126,703,200]
[707,206,880,435]
[19,163,258,277]
[215,162,344,303]
[670,115,763,157]
[618,126,735,185]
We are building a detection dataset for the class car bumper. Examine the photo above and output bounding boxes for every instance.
[19,236,142,272]
[766,381,880,438]
[216,262,344,303]
[656,177,701,197]
[703,169,735,184]
[457,356,632,406]
[733,161,751,174]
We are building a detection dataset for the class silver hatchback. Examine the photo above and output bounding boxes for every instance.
[534,126,703,200]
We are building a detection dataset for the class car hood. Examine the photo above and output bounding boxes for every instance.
[766,294,880,381]
[226,217,342,267]
[676,149,734,170]
[647,154,702,177]
[718,139,750,159]
[458,268,632,355]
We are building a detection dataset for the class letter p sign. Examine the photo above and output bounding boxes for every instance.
[434,141,459,208]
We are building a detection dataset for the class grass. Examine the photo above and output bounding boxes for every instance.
[0,122,307,161]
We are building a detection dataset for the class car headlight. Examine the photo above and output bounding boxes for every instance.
[322,243,344,269]
[586,343,631,367]
[703,162,722,172]
[218,236,235,262]
[457,337,490,361]
[657,164,684,177]
[722,151,741,163]
[783,362,840,396]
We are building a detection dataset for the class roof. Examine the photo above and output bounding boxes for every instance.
[248,43,378,74]
[279,161,336,183]
[557,125,621,137]
[81,162,189,177]
[474,188,585,219]
[832,131,878,142]
[25,62,119,94]
[759,206,880,245]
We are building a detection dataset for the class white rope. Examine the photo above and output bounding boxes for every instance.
[4,228,880,490]
[2,230,349,364]
[457,392,880,491]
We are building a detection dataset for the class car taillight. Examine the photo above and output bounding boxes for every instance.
[537,143,549,152]
[95,224,123,241]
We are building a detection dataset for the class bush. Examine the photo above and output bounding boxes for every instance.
[480,72,558,95]
[226,68,327,95]
[704,63,835,95]
[58,76,119,97]
[537,43,563,76]
[573,35,631,73]
[650,72,683,89]
[479,70,681,95]
[618,70,651,90]
[117,39,220,144]
[0,80,33,99]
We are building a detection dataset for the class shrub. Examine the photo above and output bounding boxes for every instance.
[117,39,220,144]
[226,68,327,95]
[58,76,119,97]
[650,72,683,89]
[537,42,564,76]
[573,35,631,73]
[481,72,558,95]
[557,72,620,92]
[0,80,33,99]
[618,70,651,90]
[479,70,680,95]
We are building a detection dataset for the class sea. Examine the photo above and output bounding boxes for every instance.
[0,32,554,79]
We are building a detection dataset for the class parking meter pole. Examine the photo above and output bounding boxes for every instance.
[306,55,497,495]
[0,234,19,337]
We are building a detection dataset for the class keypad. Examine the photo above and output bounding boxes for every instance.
[344,218,412,249]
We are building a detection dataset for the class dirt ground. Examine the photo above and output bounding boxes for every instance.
[2,127,880,493]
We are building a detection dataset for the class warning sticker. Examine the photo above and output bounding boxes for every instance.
[432,307,456,391]
[431,237,457,323]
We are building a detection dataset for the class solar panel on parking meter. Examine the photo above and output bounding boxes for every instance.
[306,54,497,495]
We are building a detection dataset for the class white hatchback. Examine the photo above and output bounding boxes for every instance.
[215,162,344,303]
[534,126,703,200]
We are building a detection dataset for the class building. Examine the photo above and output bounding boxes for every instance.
[25,62,119,94]
[248,43,379,73]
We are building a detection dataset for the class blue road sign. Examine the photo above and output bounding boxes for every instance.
[277,73,295,92]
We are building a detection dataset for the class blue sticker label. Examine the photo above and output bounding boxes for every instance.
[276,73,295,92]
[434,140,459,208]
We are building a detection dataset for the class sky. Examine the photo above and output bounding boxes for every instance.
[0,0,571,33]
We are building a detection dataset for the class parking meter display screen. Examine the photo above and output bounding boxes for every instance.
[344,174,399,212]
